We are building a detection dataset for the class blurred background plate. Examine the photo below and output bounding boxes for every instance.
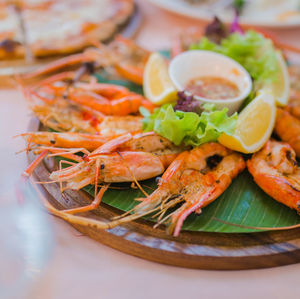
[0,4,141,77]
[148,0,300,28]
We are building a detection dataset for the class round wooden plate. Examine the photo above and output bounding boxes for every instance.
[26,118,300,270]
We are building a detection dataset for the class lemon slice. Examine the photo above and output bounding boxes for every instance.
[143,52,177,105]
[264,51,290,106]
[218,90,276,153]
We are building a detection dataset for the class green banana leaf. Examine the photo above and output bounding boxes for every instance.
[79,72,300,233]
[83,171,300,233]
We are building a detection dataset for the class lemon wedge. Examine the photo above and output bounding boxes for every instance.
[143,52,177,105]
[264,51,290,106]
[218,90,276,153]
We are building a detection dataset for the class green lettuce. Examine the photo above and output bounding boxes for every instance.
[190,30,279,84]
[140,104,237,146]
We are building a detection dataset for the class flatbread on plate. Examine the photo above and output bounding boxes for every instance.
[0,0,134,59]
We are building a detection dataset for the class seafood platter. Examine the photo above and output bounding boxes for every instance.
[18,15,300,269]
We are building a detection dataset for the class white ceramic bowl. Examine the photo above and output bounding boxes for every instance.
[169,50,252,114]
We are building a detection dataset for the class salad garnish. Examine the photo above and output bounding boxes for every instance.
[190,30,279,85]
[174,91,202,113]
[205,17,228,44]
[140,103,237,146]
[141,17,284,148]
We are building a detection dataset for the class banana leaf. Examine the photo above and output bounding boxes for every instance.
[79,72,300,233]
[83,170,300,233]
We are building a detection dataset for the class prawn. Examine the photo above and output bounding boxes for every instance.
[275,109,300,157]
[247,140,300,212]
[107,142,245,236]
[49,132,184,191]
[287,65,300,119]
[24,72,155,124]
[23,80,148,133]
[274,66,300,156]
[42,132,184,214]
[19,132,114,151]
[24,36,150,85]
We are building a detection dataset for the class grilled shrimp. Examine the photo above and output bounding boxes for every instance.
[23,73,154,132]
[274,66,300,156]
[97,115,142,136]
[20,131,114,151]
[107,142,245,236]
[23,132,184,214]
[288,65,300,119]
[247,140,300,212]
[286,91,300,120]
[49,132,185,190]
[275,109,300,157]
[23,80,146,134]
[21,114,143,153]
[23,83,103,133]
[24,36,150,85]
[171,27,204,58]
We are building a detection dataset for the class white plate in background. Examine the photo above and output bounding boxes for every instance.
[148,0,300,28]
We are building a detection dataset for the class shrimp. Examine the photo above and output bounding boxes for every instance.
[247,140,300,212]
[49,132,184,191]
[97,115,142,136]
[23,80,147,133]
[287,65,300,119]
[23,132,183,213]
[19,132,113,151]
[22,83,103,133]
[23,72,155,127]
[19,116,144,159]
[109,35,150,85]
[286,97,300,120]
[24,36,150,85]
[275,109,300,157]
[274,66,300,156]
[171,28,204,58]
[67,89,154,116]
[107,142,245,236]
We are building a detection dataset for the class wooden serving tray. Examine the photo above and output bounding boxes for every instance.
[28,119,300,270]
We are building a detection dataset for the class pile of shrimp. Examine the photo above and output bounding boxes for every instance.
[19,35,300,236]
[275,65,300,156]
[20,37,155,134]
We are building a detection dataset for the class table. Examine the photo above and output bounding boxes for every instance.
[1,1,300,298]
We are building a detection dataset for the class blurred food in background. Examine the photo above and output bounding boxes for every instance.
[148,0,300,27]
[0,0,134,59]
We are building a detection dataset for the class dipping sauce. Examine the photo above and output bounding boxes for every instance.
[185,76,240,100]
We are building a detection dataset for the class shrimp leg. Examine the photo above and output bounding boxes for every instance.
[62,184,109,214]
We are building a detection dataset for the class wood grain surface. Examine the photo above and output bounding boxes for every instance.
[28,118,300,270]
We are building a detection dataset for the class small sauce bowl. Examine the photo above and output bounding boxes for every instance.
[169,50,252,114]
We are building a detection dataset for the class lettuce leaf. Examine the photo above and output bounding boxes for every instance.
[190,30,279,84]
[140,104,237,146]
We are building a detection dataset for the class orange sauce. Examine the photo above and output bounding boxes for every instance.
[186,76,240,100]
